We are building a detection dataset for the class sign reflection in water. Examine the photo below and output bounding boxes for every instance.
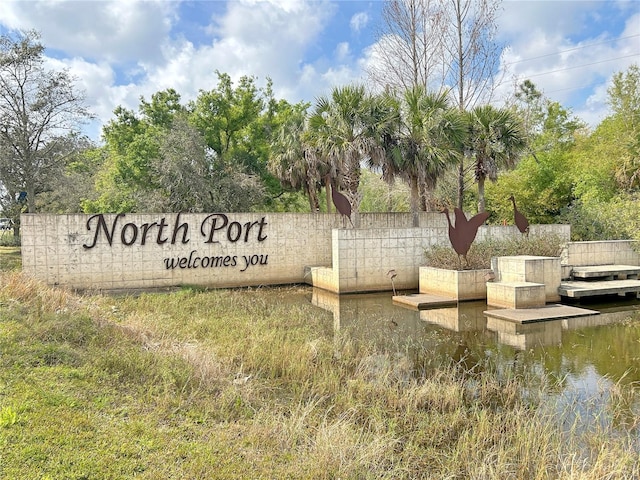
[310,287,640,445]
[312,288,640,372]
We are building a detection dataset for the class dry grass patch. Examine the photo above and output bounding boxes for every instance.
[425,234,566,270]
[1,252,639,478]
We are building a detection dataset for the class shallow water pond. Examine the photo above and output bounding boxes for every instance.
[305,287,640,447]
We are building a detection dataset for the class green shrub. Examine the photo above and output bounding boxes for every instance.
[0,233,20,247]
[558,194,640,242]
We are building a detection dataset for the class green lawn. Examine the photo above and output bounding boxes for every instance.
[0,246,20,271]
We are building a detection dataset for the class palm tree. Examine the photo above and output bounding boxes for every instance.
[382,87,466,212]
[466,105,527,213]
[268,105,325,211]
[306,85,388,213]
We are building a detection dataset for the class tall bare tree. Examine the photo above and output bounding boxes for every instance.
[369,0,504,210]
[0,30,92,217]
[369,0,502,102]
[444,0,503,209]
[444,0,502,111]
[368,0,447,92]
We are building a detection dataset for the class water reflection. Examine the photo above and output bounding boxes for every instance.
[311,288,492,374]
[308,287,640,448]
[311,288,640,364]
[310,288,640,387]
[420,301,487,332]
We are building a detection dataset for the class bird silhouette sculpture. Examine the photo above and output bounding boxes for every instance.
[509,194,529,236]
[330,179,354,228]
[387,269,397,295]
[454,208,489,245]
[442,207,489,269]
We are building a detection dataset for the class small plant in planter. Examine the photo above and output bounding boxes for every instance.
[421,235,565,301]
[424,235,565,271]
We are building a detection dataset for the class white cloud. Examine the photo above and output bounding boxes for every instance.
[335,42,351,62]
[350,12,369,33]
[498,1,606,39]
[0,0,177,65]
[579,81,611,128]
[43,55,134,140]
[0,0,358,138]
[495,1,639,126]
[320,64,363,89]
[3,0,631,141]
[45,57,116,117]
[142,0,342,105]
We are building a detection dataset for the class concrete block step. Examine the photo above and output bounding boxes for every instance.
[487,281,546,309]
[571,264,640,280]
[559,279,640,298]
[484,304,599,324]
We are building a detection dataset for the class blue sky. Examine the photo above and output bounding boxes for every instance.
[0,0,638,141]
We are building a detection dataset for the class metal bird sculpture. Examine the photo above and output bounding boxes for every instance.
[441,207,467,269]
[387,269,397,295]
[442,207,489,269]
[331,179,354,228]
[509,194,529,236]
[453,207,488,246]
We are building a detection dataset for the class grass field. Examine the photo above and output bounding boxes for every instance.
[0,246,21,271]
[1,248,639,479]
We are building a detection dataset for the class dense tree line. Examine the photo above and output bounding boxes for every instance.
[85,75,286,214]
[486,65,640,242]
[1,27,638,243]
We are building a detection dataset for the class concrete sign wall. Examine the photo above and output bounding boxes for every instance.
[21,212,340,291]
[20,212,571,293]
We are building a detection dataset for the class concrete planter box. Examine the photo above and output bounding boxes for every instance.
[491,255,561,303]
[419,266,493,301]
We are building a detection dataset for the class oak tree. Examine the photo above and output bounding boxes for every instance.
[0,30,92,221]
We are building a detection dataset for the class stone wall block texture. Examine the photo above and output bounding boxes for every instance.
[22,213,570,293]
